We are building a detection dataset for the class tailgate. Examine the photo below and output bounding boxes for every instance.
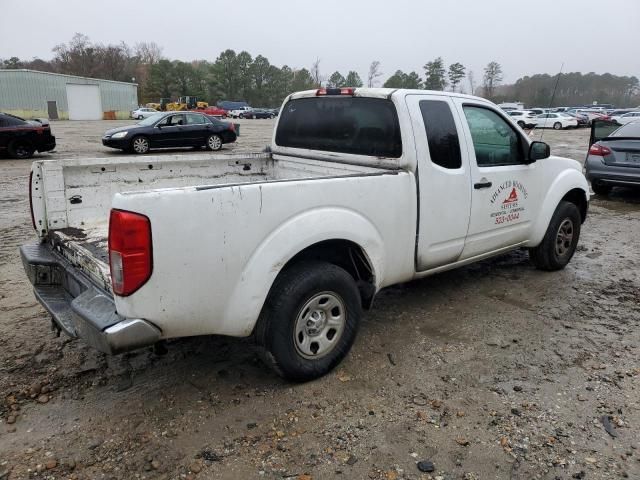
[49,225,112,294]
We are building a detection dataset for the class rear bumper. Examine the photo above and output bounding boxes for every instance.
[37,136,56,152]
[585,156,640,187]
[20,242,161,354]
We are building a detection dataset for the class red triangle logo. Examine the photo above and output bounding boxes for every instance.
[503,188,518,204]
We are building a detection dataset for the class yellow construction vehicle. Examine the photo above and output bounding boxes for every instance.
[164,96,209,111]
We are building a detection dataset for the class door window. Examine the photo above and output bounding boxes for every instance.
[186,113,206,125]
[463,105,524,167]
[168,114,185,126]
[419,100,462,169]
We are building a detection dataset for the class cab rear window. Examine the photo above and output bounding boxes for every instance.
[275,97,402,158]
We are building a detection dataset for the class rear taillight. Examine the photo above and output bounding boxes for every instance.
[108,209,152,296]
[229,122,235,132]
[28,170,36,230]
[588,143,612,156]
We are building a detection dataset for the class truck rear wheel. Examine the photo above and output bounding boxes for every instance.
[529,201,581,271]
[255,261,362,382]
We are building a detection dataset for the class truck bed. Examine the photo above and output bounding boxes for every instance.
[34,152,391,293]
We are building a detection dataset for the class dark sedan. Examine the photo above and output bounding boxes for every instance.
[0,113,56,159]
[585,119,640,195]
[240,108,275,119]
[102,112,237,154]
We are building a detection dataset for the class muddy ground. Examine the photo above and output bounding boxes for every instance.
[0,121,639,480]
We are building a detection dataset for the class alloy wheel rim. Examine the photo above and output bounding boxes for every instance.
[555,218,574,257]
[209,136,222,150]
[133,138,148,153]
[293,292,346,360]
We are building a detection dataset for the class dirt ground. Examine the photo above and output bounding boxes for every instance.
[1,121,639,480]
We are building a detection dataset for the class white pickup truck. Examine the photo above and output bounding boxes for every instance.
[22,88,589,381]
[228,106,252,118]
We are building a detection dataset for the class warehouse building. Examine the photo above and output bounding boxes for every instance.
[0,69,138,120]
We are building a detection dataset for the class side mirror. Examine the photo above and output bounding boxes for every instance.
[528,141,550,162]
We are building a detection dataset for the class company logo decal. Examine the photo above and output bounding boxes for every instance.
[489,180,528,225]
[502,188,519,204]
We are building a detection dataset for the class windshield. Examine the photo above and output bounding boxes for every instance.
[137,113,165,126]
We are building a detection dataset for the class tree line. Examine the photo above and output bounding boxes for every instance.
[1,33,638,107]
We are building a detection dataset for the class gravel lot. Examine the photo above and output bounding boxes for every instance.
[1,121,639,480]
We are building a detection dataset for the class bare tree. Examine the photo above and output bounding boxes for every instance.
[367,60,383,87]
[468,70,476,95]
[310,58,323,87]
[135,42,163,65]
[483,61,503,99]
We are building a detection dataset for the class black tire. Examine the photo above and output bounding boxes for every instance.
[591,182,612,196]
[255,261,362,382]
[517,120,525,128]
[8,141,35,159]
[553,122,562,130]
[130,135,150,154]
[205,134,223,151]
[137,115,143,120]
[529,201,581,271]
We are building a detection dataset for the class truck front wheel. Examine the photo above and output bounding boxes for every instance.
[529,201,581,271]
[255,261,362,382]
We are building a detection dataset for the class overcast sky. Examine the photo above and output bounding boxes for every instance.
[1,0,638,85]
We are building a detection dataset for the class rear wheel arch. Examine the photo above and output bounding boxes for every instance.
[274,239,377,310]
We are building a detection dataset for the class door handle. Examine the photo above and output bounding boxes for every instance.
[474,181,492,189]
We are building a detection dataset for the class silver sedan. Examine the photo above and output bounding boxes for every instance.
[585,121,640,195]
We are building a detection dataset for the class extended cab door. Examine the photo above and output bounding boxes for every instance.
[453,100,544,259]
[406,94,472,270]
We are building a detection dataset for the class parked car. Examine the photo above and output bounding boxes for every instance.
[195,106,227,118]
[23,87,589,381]
[528,108,551,116]
[570,109,608,125]
[608,109,637,118]
[564,111,589,127]
[240,108,275,119]
[611,111,640,125]
[0,113,56,159]
[585,119,640,195]
[533,112,578,130]
[131,107,159,120]
[102,112,237,154]
[229,106,252,118]
[508,110,537,128]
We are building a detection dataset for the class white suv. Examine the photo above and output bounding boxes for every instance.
[508,110,537,128]
[229,106,253,118]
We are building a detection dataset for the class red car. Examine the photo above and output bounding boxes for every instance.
[192,106,227,118]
